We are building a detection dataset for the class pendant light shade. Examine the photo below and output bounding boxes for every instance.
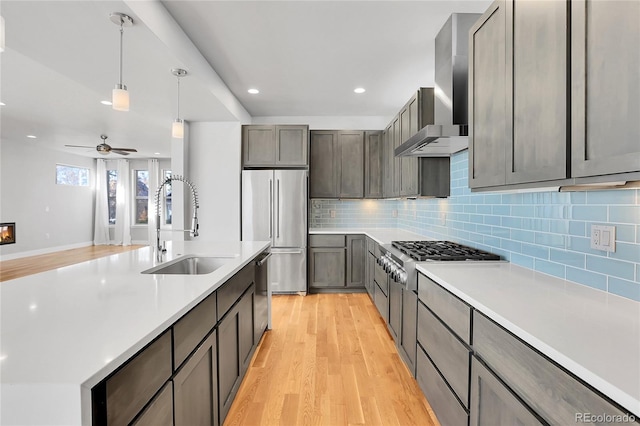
[110,13,133,112]
[172,68,188,139]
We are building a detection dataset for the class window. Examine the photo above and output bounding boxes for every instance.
[56,164,89,186]
[164,170,172,225]
[107,170,117,225]
[134,170,149,224]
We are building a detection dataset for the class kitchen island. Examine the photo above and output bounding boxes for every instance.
[0,240,270,426]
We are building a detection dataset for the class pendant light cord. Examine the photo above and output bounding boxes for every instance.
[176,76,181,119]
[119,23,124,85]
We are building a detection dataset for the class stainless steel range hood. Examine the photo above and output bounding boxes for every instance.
[396,13,480,157]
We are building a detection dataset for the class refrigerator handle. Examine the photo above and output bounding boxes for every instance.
[269,179,273,238]
[276,179,280,238]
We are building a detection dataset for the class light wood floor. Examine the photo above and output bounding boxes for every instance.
[224,293,439,426]
[0,244,145,282]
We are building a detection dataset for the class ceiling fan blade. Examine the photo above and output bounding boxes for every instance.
[111,150,132,156]
[65,145,95,148]
[110,147,137,152]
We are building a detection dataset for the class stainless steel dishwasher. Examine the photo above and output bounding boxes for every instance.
[254,251,272,342]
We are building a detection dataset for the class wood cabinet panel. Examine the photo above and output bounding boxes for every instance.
[309,248,346,288]
[173,330,218,426]
[173,291,217,370]
[399,288,417,375]
[469,0,507,188]
[275,125,308,166]
[346,235,366,288]
[338,131,365,198]
[217,262,254,321]
[473,311,630,424]
[571,0,640,178]
[242,125,276,166]
[309,131,338,198]
[364,131,383,198]
[388,279,402,341]
[131,382,173,426]
[218,304,241,424]
[105,331,172,426]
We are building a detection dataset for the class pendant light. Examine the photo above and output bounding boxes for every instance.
[171,68,188,139]
[110,12,133,112]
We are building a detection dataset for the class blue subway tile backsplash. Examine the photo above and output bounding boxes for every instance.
[309,150,640,301]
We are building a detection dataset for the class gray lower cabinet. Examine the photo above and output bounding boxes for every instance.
[218,286,255,424]
[346,235,365,288]
[309,247,346,288]
[173,330,218,426]
[398,288,417,376]
[242,124,309,167]
[470,356,543,426]
[366,250,376,298]
[571,0,640,179]
[373,280,388,323]
[388,278,402,342]
[472,311,633,425]
[132,382,173,426]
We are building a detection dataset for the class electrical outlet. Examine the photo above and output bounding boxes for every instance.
[330,210,336,218]
[590,224,616,252]
[412,210,417,219]
[439,213,447,226]
[392,209,398,218]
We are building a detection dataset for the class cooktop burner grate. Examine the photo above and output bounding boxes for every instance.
[391,241,501,261]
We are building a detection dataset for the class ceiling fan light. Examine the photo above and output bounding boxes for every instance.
[172,119,184,139]
[112,84,129,111]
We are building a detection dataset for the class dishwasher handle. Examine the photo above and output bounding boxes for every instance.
[255,252,272,266]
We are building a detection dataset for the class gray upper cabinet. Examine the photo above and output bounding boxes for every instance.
[364,131,383,198]
[469,0,508,189]
[242,125,309,167]
[571,0,640,179]
[383,125,395,198]
[309,130,365,199]
[399,95,419,196]
[338,131,365,198]
[392,117,401,196]
[309,131,339,198]
[506,0,568,185]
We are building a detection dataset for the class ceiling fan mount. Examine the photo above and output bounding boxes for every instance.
[65,134,138,156]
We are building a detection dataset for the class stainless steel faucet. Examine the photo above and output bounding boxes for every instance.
[154,175,199,262]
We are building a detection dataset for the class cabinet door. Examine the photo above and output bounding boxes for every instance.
[275,125,308,166]
[309,131,338,198]
[309,247,346,288]
[392,117,401,196]
[469,0,507,188]
[571,0,640,178]
[506,0,568,184]
[366,251,376,298]
[346,235,366,288]
[131,382,173,426]
[399,288,417,375]
[400,98,419,196]
[388,279,402,342]
[383,125,394,198]
[374,281,389,323]
[338,131,365,198]
[238,286,255,375]
[242,125,276,167]
[470,356,543,426]
[174,330,218,426]
[364,131,383,198]
[218,304,241,424]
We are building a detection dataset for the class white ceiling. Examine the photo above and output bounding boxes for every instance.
[0,0,491,159]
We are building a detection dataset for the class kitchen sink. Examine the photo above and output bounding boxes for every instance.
[142,255,235,275]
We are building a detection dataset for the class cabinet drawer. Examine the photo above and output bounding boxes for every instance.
[173,291,217,370]
[309,234,345,247]
[418,273,471,344]
[218,262,254,320]
[374,281,388,323]
[473,311,631,424]
[417,301,471,408]
[416,345,468,426]
[131,382,173,426]
[374,261,388,295]
[366,237,376,254]
[105,331,172,426]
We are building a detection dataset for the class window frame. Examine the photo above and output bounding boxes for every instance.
[133,169,150,225]
[56,164,90,187]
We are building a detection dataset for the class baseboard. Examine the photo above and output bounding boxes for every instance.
[0,241,94,261]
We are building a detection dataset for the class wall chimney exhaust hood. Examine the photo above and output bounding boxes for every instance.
[396,13,481,157]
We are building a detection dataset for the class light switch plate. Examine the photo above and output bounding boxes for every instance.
[330,210,336,218]
[590,224,616,252]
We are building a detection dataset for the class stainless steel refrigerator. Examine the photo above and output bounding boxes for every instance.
[242,170,307,294]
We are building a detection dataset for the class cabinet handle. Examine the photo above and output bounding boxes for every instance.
[256,252,272,266]
[269,179,273,238]
[276,179,280,238]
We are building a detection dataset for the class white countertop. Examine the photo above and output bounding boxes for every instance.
[0,240,270,426]
[417,262,640,417]
[309,227,429,245]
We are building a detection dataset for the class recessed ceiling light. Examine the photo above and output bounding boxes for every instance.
[354,87,366,94]
[248,88,260,94]
[154,152,161,155]
[101,100,113,106]
[26,135,37,139]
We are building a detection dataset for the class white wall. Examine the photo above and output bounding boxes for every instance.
[188,122,242,242]
[0,139,95,259]
[251,115,391,130]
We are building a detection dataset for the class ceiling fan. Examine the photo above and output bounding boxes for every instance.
[65,135,138,156]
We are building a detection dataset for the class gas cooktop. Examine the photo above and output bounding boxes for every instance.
[391,240,501,262]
